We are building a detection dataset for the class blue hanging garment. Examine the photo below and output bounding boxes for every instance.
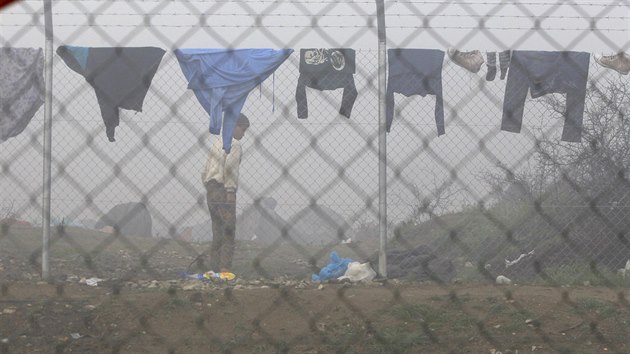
[57,46,166,142]
[174,48,293,153]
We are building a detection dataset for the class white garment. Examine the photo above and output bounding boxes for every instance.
[201,137,242,193]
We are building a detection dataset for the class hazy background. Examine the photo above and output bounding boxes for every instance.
[1,0,629,239]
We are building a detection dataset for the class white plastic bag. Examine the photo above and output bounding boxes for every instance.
[337,262,376,282]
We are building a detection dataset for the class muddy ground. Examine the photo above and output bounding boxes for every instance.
[1,225,629,353]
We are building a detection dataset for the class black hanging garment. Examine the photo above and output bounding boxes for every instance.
[296,48,358,119]
[502,51,589,142]
[57,46,166,142]
[386,48,445,135]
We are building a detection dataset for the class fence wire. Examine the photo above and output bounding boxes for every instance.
[2,0,630,353]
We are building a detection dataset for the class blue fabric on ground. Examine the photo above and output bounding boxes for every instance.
[174,48,293,153]
[312,251,352,282]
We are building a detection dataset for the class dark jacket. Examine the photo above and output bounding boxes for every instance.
[57,46,166,142]
[502,51,590,142]
[296,48,357,119]
[386,49,445,135]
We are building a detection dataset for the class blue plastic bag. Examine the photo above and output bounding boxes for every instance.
[311,251,352,282]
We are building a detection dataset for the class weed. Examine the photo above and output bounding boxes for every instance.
[390,303,443,325]
[574,298,617,319]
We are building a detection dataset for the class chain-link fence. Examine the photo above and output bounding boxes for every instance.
[2,0,630,353]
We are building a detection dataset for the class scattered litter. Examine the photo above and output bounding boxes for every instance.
[618,260,630,278]
[312,251,352,282]
[341,238,352,244]
[337,262,376,283]
[317,284,324,290]
[505,249,535,269]
[70,333,82,340]
[496,275,512,285]
[182,271,236,281]
[1,338,7,344]
[2,308,16,314]
[83,278,104,287]
[464,261,473,268]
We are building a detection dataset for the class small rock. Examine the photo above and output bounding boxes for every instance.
[464,261,473,268]
[1,338,7,344]
[496,275,512,285]
[233,285,244,290]
[147,280,160,289]
[84,305,96,311]
[294,281,309,289]
[317,284,324,290]
[583,281,591,287]
[3,308,16,314]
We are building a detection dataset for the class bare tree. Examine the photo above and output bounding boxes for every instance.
[403,172,463,223]
[0,200,16,222]
[537,78,630,192]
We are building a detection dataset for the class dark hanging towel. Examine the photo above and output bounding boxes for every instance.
[386,48,445,135]
[296,48,357,119]
[0,48,44,143]
[57,46,166,142]
[502,51,589,142]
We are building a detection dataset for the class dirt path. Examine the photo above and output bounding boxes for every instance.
[1,281,628,353]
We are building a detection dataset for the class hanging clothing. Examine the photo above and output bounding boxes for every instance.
[57,46,166,142]
[386,49,445,135]
[0,48,44,143]
[502,51,590,142]
[174,48,293,153]
[295,48,357,119]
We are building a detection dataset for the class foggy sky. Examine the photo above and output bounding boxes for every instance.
[1,0,628,235]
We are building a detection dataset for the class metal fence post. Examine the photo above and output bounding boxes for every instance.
[376,0,387,278]
[41,0,53,280]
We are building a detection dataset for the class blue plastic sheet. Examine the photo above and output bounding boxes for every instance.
[311,251,352,282]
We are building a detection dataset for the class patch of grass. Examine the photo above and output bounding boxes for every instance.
[166,296,190,308]
[488,303,507,315]
[502,309,533,332]
[455,266,490,283]
[532,263,630,288]
[390,304,443,325]
[574,298,617,319]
